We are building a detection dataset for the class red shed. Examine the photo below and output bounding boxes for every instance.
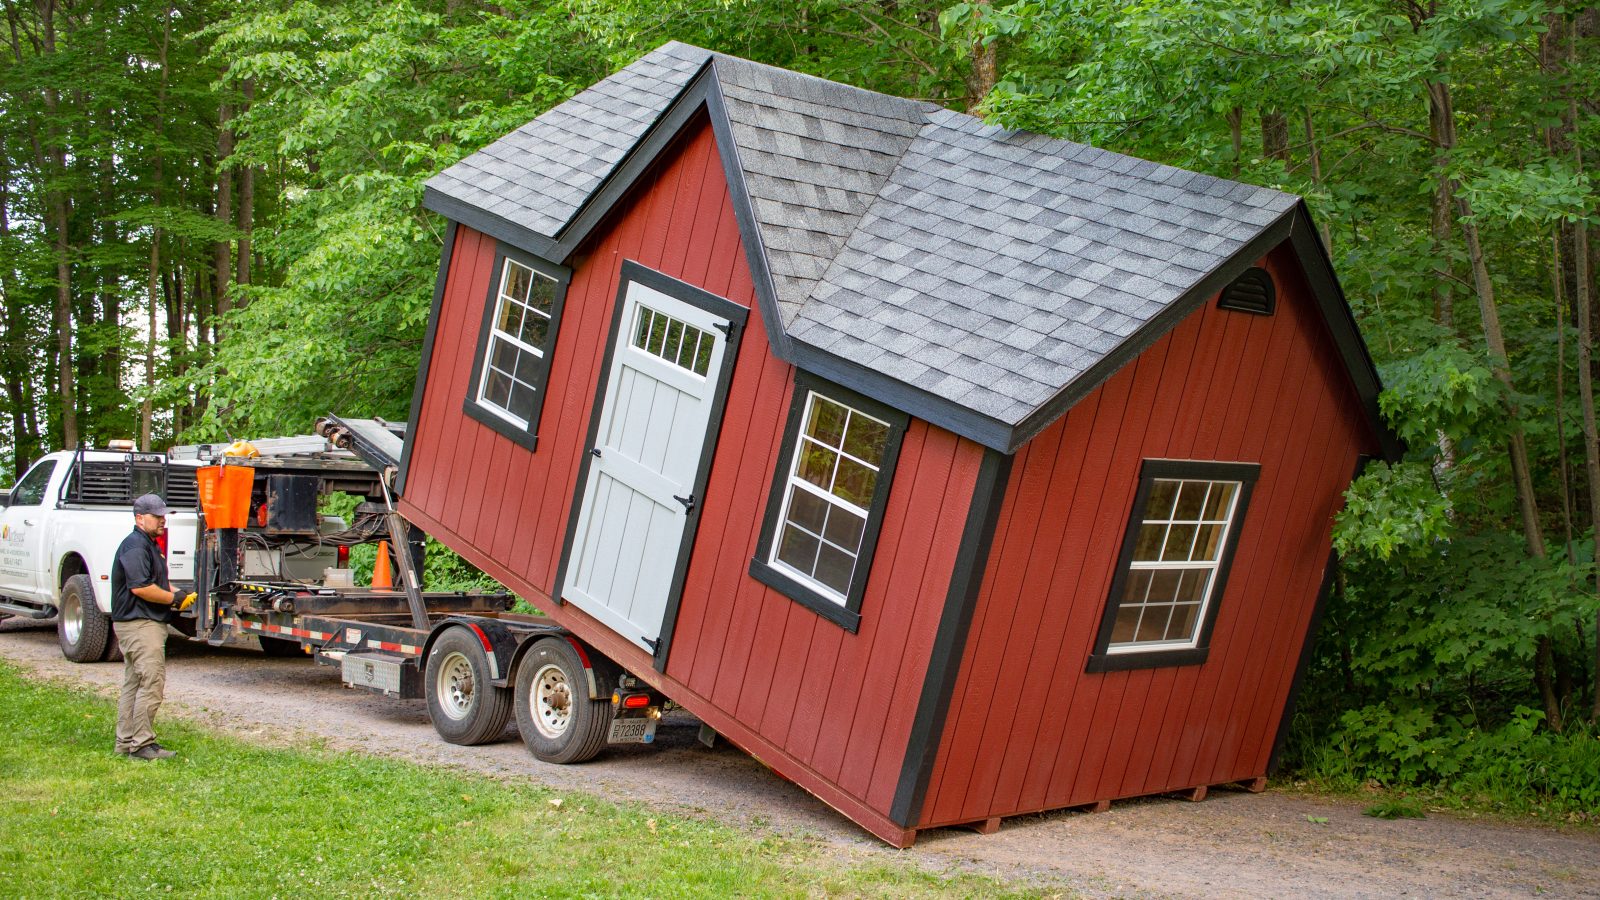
[398,43,1399,845]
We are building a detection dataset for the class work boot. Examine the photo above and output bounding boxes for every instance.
[129,743,176,760]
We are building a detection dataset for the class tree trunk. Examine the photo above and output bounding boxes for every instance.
[1433,74,1559,728]
[213,101,234,326]
[1261,110,1289,161]
[141,5,171,452]
[235,78,254,294]
[962,0,997,114]
[1226,106,1243,175]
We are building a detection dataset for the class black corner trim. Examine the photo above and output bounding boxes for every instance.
[889,447,1013,827]
[1217,267,1276,315]
[1266,453,1373,774]
[397,221,458,496]
[1084,458,1260,675]
[462,242,574,454]
[749,372,910,634]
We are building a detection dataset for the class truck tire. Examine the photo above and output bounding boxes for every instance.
[258,636,304,657]
[58,574,111,663]
[425,627,512,745]
[514,637,612,764]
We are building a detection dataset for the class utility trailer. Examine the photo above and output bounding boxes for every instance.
[185,416,669,762]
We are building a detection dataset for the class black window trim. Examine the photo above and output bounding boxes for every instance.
[1086,458,1260,673]
[462,241,574,453]
[749,372,909,634]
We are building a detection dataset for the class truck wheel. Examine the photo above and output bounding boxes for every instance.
[425,627,512,745]
[258,636,304,657]
[58,574,110,663]
[514,637,611,764]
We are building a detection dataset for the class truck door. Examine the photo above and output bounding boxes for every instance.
[0,459,59,601]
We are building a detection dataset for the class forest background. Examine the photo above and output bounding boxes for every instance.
[1,0,1596,817]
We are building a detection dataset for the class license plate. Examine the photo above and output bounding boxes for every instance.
[607,715,658,744]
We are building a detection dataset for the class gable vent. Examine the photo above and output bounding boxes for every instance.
[1217,267,1276,315]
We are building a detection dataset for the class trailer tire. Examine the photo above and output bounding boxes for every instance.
[515,637,611,765]
[425,627,512,745]
[58,575,110,663]
[258,636,304,657]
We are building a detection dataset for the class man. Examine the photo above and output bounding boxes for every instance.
[111,493,194,760]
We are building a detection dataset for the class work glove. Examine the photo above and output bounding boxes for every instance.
[173,592,197,612]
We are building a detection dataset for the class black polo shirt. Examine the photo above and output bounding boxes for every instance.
[111,527,170,623]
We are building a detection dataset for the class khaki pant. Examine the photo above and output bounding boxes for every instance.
[114,618,168,753]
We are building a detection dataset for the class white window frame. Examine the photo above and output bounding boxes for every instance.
[475,257,557,429]
[1107,476,1244,654]
[767,391,891,606]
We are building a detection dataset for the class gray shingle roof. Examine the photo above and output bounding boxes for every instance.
[424,42,1311,443]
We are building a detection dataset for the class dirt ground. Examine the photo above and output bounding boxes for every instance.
[4,616,1597,898]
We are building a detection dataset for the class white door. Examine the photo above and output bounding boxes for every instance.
[563,280,730,653]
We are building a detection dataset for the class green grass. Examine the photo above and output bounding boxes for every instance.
[0,661,1049,898]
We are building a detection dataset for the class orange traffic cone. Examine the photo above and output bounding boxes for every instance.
[372,540,393,589]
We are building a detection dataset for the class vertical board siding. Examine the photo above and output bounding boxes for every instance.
[918,244,1376,827]
[398,114,983,836]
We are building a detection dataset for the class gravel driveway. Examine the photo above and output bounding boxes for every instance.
[4,616,1596,897]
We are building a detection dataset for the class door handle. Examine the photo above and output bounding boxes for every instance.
[23,519,35,526]
[672,494,696,512]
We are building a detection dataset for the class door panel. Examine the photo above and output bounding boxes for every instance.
[564,280,731,653]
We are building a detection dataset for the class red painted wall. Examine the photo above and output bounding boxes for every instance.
[916,243,1377,828]
[400,114,983,843]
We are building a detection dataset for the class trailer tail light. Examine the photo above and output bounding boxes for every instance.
[613,692,652,710]
[337,545,349,566]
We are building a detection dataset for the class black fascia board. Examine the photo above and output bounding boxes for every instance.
[1006,208,1297,453]
[1284,203,1405,461]
[547,60,718,260]
[421,186,562,263]
[702,68,794,361]
[396,220,459,497]
[786,342,1013,452]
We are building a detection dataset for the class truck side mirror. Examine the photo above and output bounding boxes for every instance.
[0,489,9,508]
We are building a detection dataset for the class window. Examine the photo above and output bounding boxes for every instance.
[1087,460,1257,672]
[632,304,713,376]
[463,246,571,451]
[750,377,907,632]
[9,460,57,507]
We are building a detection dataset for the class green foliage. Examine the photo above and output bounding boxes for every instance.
[1334,462,1454,561]
[1304,705,1600,818]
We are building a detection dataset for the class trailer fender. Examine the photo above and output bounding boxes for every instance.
[424,617,519,686]
[503,631,624,701]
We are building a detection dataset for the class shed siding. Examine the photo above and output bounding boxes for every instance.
[400,115,983,841]
[917,243,1375,828]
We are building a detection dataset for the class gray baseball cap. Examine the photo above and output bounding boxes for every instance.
[132,493,170,516]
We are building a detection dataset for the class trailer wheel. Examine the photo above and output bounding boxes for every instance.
[58,574,110,663]
[257,636,304,657]
[514,637,611,764]
[425,627,512,745]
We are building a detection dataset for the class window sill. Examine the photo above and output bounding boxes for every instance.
[748,558,861,633]
[1085,646,1210,673]
[463,398,540,453]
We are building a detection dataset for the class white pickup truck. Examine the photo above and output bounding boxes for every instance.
[0,446,203,661]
